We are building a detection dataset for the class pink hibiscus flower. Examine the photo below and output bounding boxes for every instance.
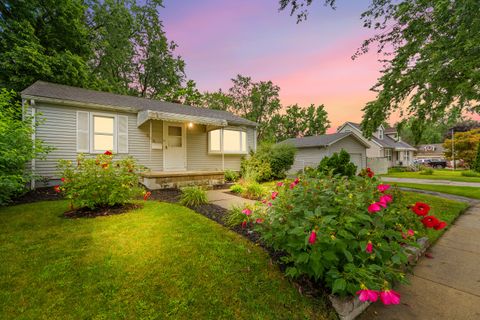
[366,241,373,253]
[380,289,401,305]
[308,231,317,245]
[377,184,391,193]
[242,208,252,216]
[271,191,279,200]
[277,182,284,187]
[368,202,382,213]
[356,289,379,302]
[380,194,393,204]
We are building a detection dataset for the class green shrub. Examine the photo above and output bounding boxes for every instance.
[58,152,143,209]
[241,181,265,200]
[388,166,407,173]
[0,90,51,205]
[461,170,480,177]
[317,149,357,177]
[229,183,244,194]
[248,176,433,298]
[419,168,434,175]
[179,186,208,207]
[224,169,239,182]
[241,143,296,182]
[473,143,480,173]
[225,205,252,227]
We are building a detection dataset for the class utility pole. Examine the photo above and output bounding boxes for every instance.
[452,128,455,170]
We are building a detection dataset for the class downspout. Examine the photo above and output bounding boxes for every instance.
[221,128,225,171]
[253,128,257,152]
[149,120,152,166]
[30,100,36,190]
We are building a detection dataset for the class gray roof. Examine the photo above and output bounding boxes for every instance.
[345,122,415,150]
[280,132,369,148]
[21,81,257,127]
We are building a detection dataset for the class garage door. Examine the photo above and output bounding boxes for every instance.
[349,153,363,172]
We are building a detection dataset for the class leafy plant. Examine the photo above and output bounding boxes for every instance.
[473,143,480,173]
[247,175,434,299]
[419,168,434,175]
[461,170,480,177]
[179,186,208,207]
[0,90,51,205]
[229,184,244,194]
[225,205,251,227]
[317,150,357,177]
[241,155,272,182]
[57,152,143,209]
[241,181,265,200]
[224,169,239,182]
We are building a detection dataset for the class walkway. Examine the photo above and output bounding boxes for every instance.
[359,194,480,320]
[207,189,256,210]
[381,177,480,187]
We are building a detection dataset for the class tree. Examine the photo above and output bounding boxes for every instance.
[273,104,330,142]
[443,129,480,167]
[473,143,480,173]
[201,90,232,111]
[397,116,460,146]
[279,1,480,137]
[0,0,94,92]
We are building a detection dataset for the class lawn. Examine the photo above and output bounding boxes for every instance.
[394,182,480,200]
[400,191,469,243]
[382,169,480,183]
[0,201,335,320]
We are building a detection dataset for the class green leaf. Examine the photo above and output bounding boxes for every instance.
[332,278,347,294]
[343,249,354,262]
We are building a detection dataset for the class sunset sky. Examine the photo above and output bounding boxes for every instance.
[161,0,387,131]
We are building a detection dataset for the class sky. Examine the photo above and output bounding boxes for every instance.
[161,0,385,132]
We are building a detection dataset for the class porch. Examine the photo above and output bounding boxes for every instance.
[141,170,225,190]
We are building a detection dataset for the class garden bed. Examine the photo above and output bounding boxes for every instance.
[63,203,143,218]
[10,187,63,205]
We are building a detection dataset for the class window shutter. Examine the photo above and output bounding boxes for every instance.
[117,115,128,153]
[76,111,89,152]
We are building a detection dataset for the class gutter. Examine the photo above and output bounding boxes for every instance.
[21,95,138,113]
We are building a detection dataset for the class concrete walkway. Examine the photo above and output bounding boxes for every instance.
[207,189,256,210]
[359,197,480,320]
[381,177,480,187]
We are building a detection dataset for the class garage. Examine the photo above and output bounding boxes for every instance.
[279,132,370,174]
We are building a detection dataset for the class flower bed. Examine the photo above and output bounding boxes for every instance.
[239,172,448,313]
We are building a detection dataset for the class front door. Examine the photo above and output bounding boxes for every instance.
[163,122,186,171]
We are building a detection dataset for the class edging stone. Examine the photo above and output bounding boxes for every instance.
[328,237,430,320]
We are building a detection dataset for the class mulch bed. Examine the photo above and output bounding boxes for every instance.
[63,203,143,219]
[10,187,63,205]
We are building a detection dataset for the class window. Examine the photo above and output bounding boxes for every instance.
[377,129,384,139]
[208,129,247,154]
[76,111,128,153]
[93,115,114,151]
[384,149,392,161]
[404,151,410,162]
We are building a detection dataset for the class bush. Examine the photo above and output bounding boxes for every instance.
[0,90,51,205]
[246,175,442,300]
[419,168,434,175]
[229,183,244,194]
[179,186,208,207]
[57,152,143,209]
[461,170,480,177]
[240,143,296,182]
[224,169,239,182]
[225,205,253,227]
[473,143,480,173]
[241,181,265,200]
[317,149,357,177]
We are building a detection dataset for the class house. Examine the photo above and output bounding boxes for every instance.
[415,144,445,160]
[21,81,258,189]
[337,122,416,167]
[279,132,370,174]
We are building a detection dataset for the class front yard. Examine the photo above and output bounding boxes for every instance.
[0,201,333,319]
[393,182,480,200]
[382,169,480,183]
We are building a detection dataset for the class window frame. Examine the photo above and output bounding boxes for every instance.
[208,128,248,155]
[384,148,392,161]
[90,112,117,153]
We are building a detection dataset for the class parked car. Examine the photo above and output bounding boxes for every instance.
[428,159,448,169]
[414,158,431,165]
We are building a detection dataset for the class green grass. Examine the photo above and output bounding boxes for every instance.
[394,182,480,200]
[0,201,334,320]
[382,169,480,183]
[400,191,469,243]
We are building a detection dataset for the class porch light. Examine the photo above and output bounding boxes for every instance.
[188,122,193,128]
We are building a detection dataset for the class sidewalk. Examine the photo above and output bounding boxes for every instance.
[207,189,256,210]
[381,177,480,187]
[359,201,480,320]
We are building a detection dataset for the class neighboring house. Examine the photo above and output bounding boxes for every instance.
[415,144,445,160]
[279,132,370,174]
[21,81,258,189]
[337,122,416,167]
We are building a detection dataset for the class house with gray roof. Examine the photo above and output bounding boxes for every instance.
[337,122,416,167]
[21,81,258,189]
[280,132,370,174]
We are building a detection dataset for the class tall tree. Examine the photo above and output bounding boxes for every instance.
[0,0,94,92]
[443,129,480,167]
[397,115,461,145]
[279,1,480,137]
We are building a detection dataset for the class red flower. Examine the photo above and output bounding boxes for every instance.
[101,163,109,169]
[422,215,440,228]
[53,185,61,193]
[277,182,284,187]
[368,202,381,213]
[104,150,112,155]
[256,218,264,224]
[289,182,296,189]
[377,184,391,193]
[380,289,401,305]
[366,168,374,178]
[271,191,278,200]
[434,221,447,230]
[380,194,393,204]
[61,177,65,182]
[356,289,379,302]
[308,231,317,245]
[242,208,252,216]
[143,191,152,201]
[294,177,300,185]
[365,241,373,253]
[241,220,247,228]
[411,202,430,216]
